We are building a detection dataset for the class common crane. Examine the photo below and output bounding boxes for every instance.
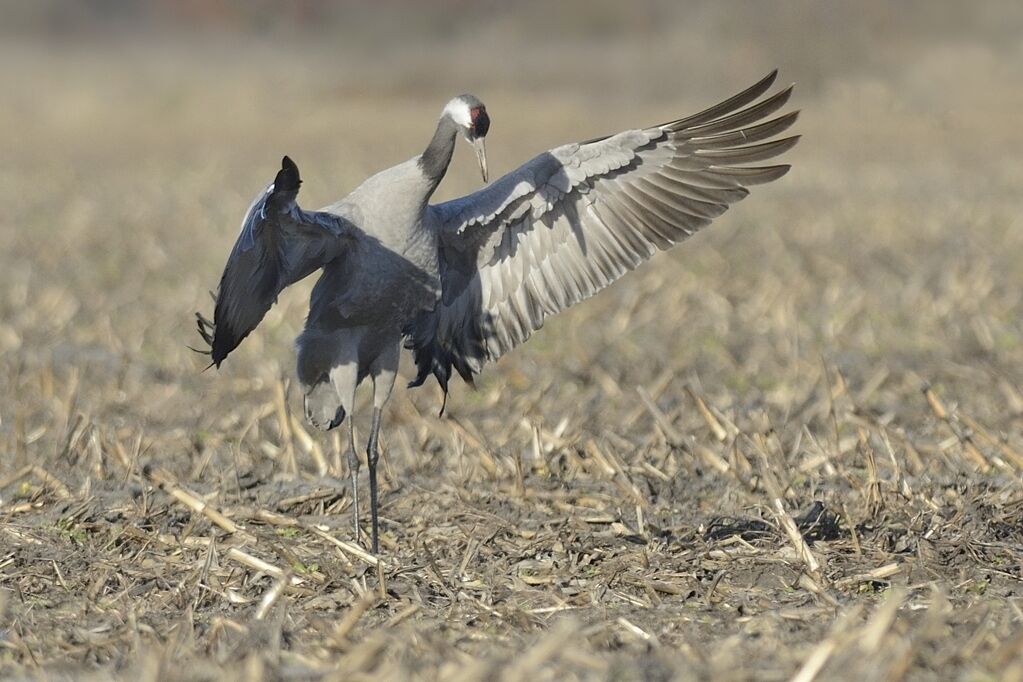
[196,71,799,553]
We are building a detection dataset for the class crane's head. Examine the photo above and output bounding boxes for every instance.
[444,94,490,183]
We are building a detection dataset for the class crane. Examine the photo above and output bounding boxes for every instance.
[196,71,799,553]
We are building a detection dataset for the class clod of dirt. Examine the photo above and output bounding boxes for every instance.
[704,501,844,544]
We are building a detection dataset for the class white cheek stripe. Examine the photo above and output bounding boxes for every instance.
[443,99,473,127]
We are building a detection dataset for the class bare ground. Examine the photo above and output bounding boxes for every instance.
[2,3,1023,680]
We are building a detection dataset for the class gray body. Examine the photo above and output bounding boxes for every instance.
[298,157,444,430]
[197,72,800,552]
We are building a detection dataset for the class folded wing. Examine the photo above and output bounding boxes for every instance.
[406,71,799,393]
[196,156,355,367]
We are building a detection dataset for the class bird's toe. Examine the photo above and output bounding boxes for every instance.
[304,388,344,431]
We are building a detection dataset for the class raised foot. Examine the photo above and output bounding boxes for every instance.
[304,384,346,432]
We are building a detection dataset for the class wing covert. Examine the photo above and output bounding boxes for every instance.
[196,156,356,367]
[405,72,799,395]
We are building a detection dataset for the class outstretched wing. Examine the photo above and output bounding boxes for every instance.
[196,156,356,367]
[405,71,799,393]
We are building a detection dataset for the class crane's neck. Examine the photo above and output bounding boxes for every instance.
[419,114,460,194]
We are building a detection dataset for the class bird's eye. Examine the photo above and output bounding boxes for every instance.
[472,108,490,138]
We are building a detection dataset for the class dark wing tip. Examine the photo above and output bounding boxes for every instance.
[665,70,787,132]
[276,156,302,192]
[194,309,232,369]
[185,344,217,372]
[209,328,237,368]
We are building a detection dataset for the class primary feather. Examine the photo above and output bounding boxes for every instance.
[404,70,799,394]
[198,156,356,367]
[196,72,799,553]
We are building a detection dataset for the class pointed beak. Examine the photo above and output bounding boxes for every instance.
[472,137,488,184]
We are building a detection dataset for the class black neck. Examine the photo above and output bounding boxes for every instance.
[419,114,460,191]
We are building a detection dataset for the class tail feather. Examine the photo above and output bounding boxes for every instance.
[403,312,476,416]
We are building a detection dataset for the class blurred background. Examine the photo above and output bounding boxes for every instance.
[1,0,1022,473]
[3,3,1023,678]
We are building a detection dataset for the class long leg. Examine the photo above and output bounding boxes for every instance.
[325,361,360,545]
[366,406,383,553]
[367,341,400,554]
[347,411,361,545]
[298,328,365,545]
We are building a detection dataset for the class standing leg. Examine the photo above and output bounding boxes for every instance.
[302,371,359,543]
[326,361,361,545]
[367,341,400,554]
[366,407,383,553]
[347,413,361,545]
[298,329,366,546]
